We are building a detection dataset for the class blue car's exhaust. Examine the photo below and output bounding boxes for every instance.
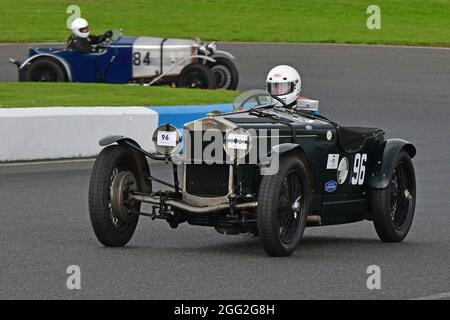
[9,58,22,67]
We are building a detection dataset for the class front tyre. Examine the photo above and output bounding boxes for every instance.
[88,145,141,247]
[179,63,216,89]
[23,58,67,82]
[370,151,416,242]
[257,154,311,256]
[209,57,239,90]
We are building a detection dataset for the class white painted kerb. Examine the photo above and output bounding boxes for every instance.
[0,107,158,162]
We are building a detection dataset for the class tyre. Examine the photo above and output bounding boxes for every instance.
[179,63,216,89]
[370,151,416,242]
[257,154,311,256]
[209,57,239,90]
[88,145,141,247]
[23,58,67,82]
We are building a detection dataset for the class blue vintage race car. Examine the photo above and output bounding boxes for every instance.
[10,31,239,90]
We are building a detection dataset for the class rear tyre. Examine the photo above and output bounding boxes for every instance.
[88,145,141,247]
[257,154,311,256]
[370,151,416,242]
[209,57,239,90]
[23,58,67,82]
[179,63,216,89]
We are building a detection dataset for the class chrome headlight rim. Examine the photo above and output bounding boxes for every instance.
[151,124,182,155]
[223,128,253,160]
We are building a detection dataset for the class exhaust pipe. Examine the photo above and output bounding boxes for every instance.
[131,194,323,224]
[9,58,22,67]
[130,194,257,214]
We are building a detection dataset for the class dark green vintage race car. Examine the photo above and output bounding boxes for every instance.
[88,90,416,256]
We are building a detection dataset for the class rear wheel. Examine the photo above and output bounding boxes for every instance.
[24,58,67,82]
[179,63,216,89]
[88,145,141,247]
[209,57,239,90]
[370,151,416,242]
[257,154,311,256]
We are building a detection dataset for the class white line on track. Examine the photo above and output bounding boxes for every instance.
[0,158,95,167]
[411,292,450,300]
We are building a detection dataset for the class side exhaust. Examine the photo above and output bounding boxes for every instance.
[131,193,324,225]
[130,194,257,214]
[9,58,22,67]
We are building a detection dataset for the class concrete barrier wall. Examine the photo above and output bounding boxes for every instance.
[0,104,233,162]
[0,107,157,162]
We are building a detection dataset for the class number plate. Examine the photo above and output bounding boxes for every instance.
[157,131,177,147]
[226,133,248,150]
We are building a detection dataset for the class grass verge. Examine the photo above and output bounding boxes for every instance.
[0,83,238,108]
[0,0,449,46]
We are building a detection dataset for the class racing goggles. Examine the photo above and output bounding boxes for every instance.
[267,82,295,96]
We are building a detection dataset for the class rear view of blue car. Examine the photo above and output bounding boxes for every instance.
[9,30,239,90]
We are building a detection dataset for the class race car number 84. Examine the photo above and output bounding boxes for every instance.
[157,131,177,147]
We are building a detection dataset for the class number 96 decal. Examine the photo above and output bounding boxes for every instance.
[351,153,367,185]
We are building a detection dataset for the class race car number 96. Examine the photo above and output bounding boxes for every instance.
[157,131,177,147]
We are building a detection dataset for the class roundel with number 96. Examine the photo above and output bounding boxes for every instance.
[351,153,367,185]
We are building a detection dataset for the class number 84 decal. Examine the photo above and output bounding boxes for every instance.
[351,153,367,185]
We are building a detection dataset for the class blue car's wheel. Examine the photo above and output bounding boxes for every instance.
[179,63,216,89]
[24,58,67,82]
[209,57,239,90]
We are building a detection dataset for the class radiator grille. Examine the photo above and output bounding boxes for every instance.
[185,164,229,197]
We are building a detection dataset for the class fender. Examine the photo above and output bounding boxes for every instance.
[259,143,308,167]
[213,50,236,60]
[99,135,152,193]
[18,53,73,81]
[368,138,416,189]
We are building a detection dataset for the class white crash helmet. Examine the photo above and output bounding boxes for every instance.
[266,65,302,106]
[71,18,90,39]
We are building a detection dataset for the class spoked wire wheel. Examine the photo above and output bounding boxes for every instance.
[371,150,416,242]
[89,145,141,247]
[278,171,305,244]
[257,154,311,256]
[389,162,413,230]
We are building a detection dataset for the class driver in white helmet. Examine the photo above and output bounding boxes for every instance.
[67,18,113,53]
[266,65,319,113]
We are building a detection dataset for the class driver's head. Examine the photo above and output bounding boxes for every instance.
[266,65,302,106]
[71,18,90,39]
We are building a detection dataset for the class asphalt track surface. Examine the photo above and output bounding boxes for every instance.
[0,43,449,300]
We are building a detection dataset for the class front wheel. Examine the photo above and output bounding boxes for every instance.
[88,145,141,247]
[23,58,67,82]
[370,151,416,242]
[257,154,311,256]
[178,63,216,89]
[209,57,239,90]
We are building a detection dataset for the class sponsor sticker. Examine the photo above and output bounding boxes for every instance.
[326,154,340,169]
[325,180,338,193]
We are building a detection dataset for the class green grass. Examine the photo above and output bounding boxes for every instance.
[0,0,449,46]
[0,83,239,108]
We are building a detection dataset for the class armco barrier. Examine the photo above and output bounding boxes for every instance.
[0,104,233,162]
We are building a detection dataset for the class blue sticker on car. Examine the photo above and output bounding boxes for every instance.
[325,180,337,193]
